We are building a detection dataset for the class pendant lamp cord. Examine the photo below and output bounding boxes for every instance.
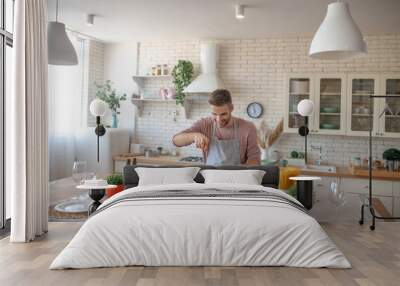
[56,0,59,22]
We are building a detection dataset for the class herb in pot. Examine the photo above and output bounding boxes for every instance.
[106,173,124,198]
[106,173,123,185]
[383,148,400,161]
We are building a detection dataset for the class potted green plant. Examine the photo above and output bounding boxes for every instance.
[383,148,400,172]
[106,173,124,198]
[95,80,127,128]
[171,60,194,105]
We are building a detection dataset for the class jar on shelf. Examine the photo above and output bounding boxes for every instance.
[151,66,157,76]
[162,64,168,75]
[156,65,162,76]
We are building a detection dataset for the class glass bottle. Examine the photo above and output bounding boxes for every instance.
[162,64,168,75]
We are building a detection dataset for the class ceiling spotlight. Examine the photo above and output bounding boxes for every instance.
[86,14,95,26]
[235,5,245,19]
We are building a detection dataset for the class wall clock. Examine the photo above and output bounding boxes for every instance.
[246,102,263,118]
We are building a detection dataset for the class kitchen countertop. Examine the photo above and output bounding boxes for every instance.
[114,154,400,181]
[113,154,203,166]
[299,166,400,181]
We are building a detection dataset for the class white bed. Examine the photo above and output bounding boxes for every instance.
[50,183,351,269]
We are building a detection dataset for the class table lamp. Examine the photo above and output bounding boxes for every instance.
[297,99,314,164]
[89,99,107,162]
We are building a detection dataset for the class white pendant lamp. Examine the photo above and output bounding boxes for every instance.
[309,1,367,60]
[48,0,78,65]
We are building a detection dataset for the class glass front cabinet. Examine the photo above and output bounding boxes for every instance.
[284,73,400,138]
[315,75,347,135]
[285,75,314,133]
[379,74,400,138]
[284,74,346,135]
[345,74,380,136]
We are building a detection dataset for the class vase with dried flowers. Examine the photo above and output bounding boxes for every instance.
[257,119,283,162]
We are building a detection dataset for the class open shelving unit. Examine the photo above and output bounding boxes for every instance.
[131,74,201,119]
[131,97,192,119]
[132,75,172,89]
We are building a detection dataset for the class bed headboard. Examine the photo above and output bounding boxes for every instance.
[123,164,280,189]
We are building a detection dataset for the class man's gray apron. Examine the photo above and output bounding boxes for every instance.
[206,119,241,166]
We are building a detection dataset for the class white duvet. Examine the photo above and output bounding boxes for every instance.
[50,183,351,269]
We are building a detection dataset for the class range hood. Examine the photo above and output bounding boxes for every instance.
[184,42,224,93]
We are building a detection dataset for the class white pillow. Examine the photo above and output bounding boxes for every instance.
[200,169,266,185]
[135,167,201,186]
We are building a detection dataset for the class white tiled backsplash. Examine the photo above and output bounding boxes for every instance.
[97,35,400,166]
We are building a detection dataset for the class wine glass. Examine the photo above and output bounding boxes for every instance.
[329,180,346,207]
[72,161,87,185]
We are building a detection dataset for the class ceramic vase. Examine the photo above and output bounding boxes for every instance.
[112,112,118,128]
[261,148,269,161]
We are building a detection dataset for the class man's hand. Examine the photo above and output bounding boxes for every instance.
[193,133,209,153]
[172,132,210,155]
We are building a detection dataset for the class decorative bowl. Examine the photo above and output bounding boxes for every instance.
[320,123,338,129]
[321,107,339,113]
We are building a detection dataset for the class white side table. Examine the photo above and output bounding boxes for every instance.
[77,185,117,215]
[289,176,321,210]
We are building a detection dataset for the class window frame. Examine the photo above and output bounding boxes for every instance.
[0,0,14,232]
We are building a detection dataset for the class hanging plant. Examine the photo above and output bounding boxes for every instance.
[172,60,194,106]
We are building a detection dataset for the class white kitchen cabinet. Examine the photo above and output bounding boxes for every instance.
[284,74,346,135]
[340,177,394,215]
[393,182,400,197]
[314,75,347,135]
[305,176,397,222]
[392,182,400,216]
[284,73,400,138]
[345,74,380,136]
[309,177,339,222]
[394,198,400,216]
[340,178,393,197]
[284,75,314,133]
[377,74,400,138]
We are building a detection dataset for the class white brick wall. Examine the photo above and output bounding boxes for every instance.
[129,35,400,165]
[87,40,105,127]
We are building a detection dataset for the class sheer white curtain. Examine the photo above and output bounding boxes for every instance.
[10,0,49,242]
[48,36,87,181]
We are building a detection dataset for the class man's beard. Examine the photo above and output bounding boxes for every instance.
[217,115,231,128]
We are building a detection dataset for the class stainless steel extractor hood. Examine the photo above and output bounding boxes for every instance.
[184,42,224,93]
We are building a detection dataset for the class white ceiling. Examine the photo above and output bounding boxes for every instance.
[47,0,400,43]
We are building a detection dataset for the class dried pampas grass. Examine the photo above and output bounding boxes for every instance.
[257,118,283,149]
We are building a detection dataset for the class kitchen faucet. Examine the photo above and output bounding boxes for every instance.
[311,145,322,166]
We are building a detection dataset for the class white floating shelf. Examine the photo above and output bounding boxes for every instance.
[320,112,340,115]
[289,92,309,96]
[132,75,172,88]
[320,92,341,96]
[352,93,373,96]
[131,97,192,119]
[131,97,175,102]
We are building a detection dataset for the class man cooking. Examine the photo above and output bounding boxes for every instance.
[172,89,260,165]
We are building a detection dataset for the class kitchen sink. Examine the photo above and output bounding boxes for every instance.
[301,164,337,173]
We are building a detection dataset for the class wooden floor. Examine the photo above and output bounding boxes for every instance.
[0,222,399,286]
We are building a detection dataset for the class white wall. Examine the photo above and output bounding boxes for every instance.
[48,36,87,181]
[103,42,139,130]
[130,35,400,166]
